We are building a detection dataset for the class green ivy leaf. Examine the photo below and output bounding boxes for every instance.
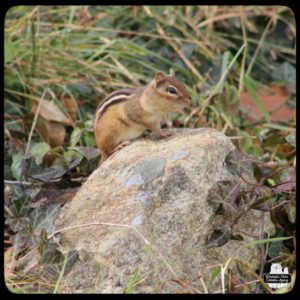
[30,164,68,182]
[40,249,77,283]
[84,119,93,129]
[68,146,99,161]
[225,149,255,182]
[37,229,78,283]
[30,142,51,165]
[5,194,32,232]
[11,152,24,180]
[207,180,241,214]
[83,133,96,147]
[63,149,83,170]
[68,157,83,170]
[70,127,82,147]
[64,149,81,163]
[10,195,32,217]
[250,186,274,211]
[29,203,61,236]
[9,184,24,201]
[206,226,231,248]
[5,215,30,233]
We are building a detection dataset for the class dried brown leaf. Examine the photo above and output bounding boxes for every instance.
[36,117,66,147]
[32,98,73,125]
[63,97,78,123]
[273,181,296,194]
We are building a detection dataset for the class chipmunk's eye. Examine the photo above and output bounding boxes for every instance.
[167,86,178,95]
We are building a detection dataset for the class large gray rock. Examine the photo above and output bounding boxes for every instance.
[57,128,274,293]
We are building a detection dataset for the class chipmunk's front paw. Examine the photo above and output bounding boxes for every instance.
[165,130,175,137]
[157,130,175,139]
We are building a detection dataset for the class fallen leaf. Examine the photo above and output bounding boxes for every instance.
[63,97,78,123]
[36,117,66,147]
[273,181,296,194]
[32,98,73,125]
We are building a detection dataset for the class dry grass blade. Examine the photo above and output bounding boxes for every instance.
[238,7,248,96]
[184,43,246,127]
[111,56,141,86]
[143,6,204,81]
[246,18,274,76]
[221,258,232,294]
[25,89,47,157]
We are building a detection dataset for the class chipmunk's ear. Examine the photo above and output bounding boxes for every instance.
[155,71,165,83]
[169,68,176,77]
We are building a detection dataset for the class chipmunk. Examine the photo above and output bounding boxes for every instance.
[93,69,191,164]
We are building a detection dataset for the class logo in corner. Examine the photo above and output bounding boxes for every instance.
[263,263,291,289]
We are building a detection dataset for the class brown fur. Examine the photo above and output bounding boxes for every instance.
[94,71,190,164]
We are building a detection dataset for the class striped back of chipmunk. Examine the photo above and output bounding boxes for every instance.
[94,89,135,125]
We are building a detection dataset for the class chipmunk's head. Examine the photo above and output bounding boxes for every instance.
[151,69,191,112]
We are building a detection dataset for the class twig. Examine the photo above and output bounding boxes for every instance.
[221,258,232,294]
[269,200,290,210]
[5,180,40,186]
[25,89,47,157]
[227,136,257,139]
[235,279,260,288]
[171,278,201,294]
[30,17,37,78]
[255,211,265,294]
[111,56,141,86]
[200,277,209,294]
[4,205,14,217]
[4,178,64,186]
[235,229,259,239]
[246,18,273,76]
[173,274,208,294]
[238,7,248,96]
[266,255,283,264]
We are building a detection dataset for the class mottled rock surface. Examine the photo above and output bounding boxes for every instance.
[57,128,274,293]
